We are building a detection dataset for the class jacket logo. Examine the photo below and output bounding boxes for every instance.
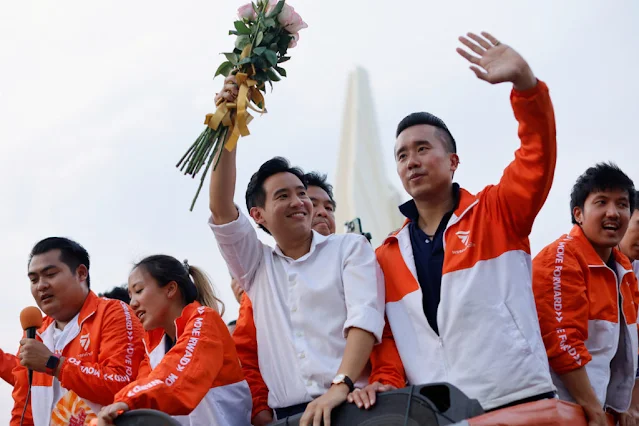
[456,230,470,246]
[80,333,90,351]
[452,230,474,254]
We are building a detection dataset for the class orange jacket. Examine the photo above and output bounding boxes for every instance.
[370,81,557,410]
[11,291,146,426]
[233,293,271,422]
[1,348,18,386]
[533,226,639,412]
[114,301,251,425]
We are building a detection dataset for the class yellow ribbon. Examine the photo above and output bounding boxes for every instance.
[203,45,268,152]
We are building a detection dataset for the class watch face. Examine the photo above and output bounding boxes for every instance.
[332,374,345,384]
[46,356,60,369]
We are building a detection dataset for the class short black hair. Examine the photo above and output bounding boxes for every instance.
[635,191,639,211]
[29,237,91,289]
[304,172,336,209]
[245,157,306,234]
[227,320,237,327]
[570,162,636,224]
[396,112,457,153]
[99,285,130,304]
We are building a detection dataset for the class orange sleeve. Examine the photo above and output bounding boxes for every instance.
[532,243,592,374]
[233,294,271,421]
[10,362,33,426]
[369,318,406,389]
[115,307,225,415]
[485,80,557,238]
[135,355,152,380]
[1,348,19,386]
[57,301,146,406]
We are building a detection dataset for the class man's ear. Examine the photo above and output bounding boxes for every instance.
[573,206,584,225]
[76,264,89,286]
[250,206,267,227]
[450,153,460,172]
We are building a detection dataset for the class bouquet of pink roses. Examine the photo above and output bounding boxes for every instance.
[177,0,307,210]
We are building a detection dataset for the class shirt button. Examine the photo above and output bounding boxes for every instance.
[298,352,306,359]
[296,331,303,338]
[306,379,313,386]
[291,306,298,313]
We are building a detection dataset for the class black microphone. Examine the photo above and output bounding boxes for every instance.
[20,306,43,386]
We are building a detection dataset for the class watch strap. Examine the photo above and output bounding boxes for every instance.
[45,354,60,376]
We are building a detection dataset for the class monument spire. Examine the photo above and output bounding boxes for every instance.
[334,67,404,247]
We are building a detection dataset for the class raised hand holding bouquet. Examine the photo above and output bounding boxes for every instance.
[177,0,307,210]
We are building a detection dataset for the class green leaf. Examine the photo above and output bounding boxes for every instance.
[277,56,291,63]
[274,66,287,77]
[255,31,264,46]
[238,57,252,65]
[228,30,239,36]
[263,18,276,27]
[253,69,268,83]
[214,61,233,78]
[267,0,285,18]
[264,50,278,66]
[235,35,251,50]
[234,20,251,35]
[223,52,239,65]
[253,46,267,55]
[262,32,275,46]
[266,68,281,82]
[253,56,267,70]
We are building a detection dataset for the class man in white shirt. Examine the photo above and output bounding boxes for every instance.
[208,122,385,425]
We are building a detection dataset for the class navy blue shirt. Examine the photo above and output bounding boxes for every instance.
[399,184,460,335]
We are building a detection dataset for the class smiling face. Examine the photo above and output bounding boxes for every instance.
[128,266,177,331]
[250,171,313,241]
[28,249,88,322]
[395,124,459,201]
[620,209,639,261]
[574,189,631,257]
[308,185,336,236]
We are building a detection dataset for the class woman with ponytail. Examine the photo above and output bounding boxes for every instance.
[96,255,251,426]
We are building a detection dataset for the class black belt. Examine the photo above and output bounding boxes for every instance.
[274,402,309,420]
[487,391,557,412]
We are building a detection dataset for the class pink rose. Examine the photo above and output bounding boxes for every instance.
[288,32,299,48]
[265,0,278,15]
[277,3,295,26]
[284,11,307,33]
[237,3,257,20]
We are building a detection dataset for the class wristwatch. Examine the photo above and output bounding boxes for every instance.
[45,355,61,376]
[331,374,354,392]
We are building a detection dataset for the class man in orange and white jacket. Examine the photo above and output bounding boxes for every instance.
[533,164,639,425]
[350,32,557,412]
[11,237,145,426]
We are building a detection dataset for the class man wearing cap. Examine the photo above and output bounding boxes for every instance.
[349,32,558,413]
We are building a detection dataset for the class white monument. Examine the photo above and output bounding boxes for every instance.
[334,67,405,247]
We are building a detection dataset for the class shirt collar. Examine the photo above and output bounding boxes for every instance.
[399,183,461,222]
[273,230,331,261]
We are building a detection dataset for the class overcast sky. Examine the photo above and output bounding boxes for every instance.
[1,0,638,419]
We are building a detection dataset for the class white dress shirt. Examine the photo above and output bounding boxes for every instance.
[209,209,385,409]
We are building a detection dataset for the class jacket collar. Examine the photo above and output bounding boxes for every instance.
[569,225,635,271]
[384,184,478,245]
[39,290,99,333]
[145,301,203,351]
